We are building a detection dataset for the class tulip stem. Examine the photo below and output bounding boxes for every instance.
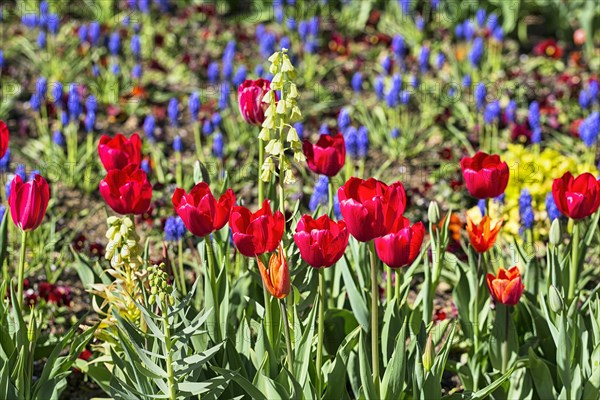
[177,239,187,296]
[260,256,273,345]
[501,305,509,374]
[258,139,265,204]
[193,122,204,163]
[369,241,380,396]
[568,221,580,302]
[328,179,334,217]
[176,151,183,189]
[395,269,402,306]
[473,252,481,354]
[17,230,28,309]
[386,268,392,304]
[316,268,326,393]
[280,299,294,372]
[279,152,285,215]
[205,236,221,342]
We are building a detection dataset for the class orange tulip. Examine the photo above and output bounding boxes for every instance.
[466,216,502,253]
[486,266,524,306]
[257,244,290,299]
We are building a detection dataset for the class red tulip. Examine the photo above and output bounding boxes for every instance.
[9,175,50,231]
[375,216,425,269]
[460,152,509,199]
[98,133,142,171]
[552,172,600,220]
[257,244,290,299]
[293,214,349,268]
[229,200,285,257]
[172,182,235,237]
[303,133,346,177]
[237,79,271,126]
[486,266,524,306]
[337,177,406,242]
[99,164,152,215]
[0,120,9,159]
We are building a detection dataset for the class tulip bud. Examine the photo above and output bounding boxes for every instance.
[27,309,37,342]
[428,201,440,224]
[549,219,561,246]
[257,244,290,299]
[9,175,50,232]
[549,285,564,314]
[422,333,435,372]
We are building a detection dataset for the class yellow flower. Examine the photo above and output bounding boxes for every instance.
[501,144,597,235]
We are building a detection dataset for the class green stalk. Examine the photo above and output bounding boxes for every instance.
[85,133,94,192]
[328,179,334,217]
[386,268,392,304]
[395,269,401,305]
[501,305,509,374]
[262,280,273,344]
[148,144,166,183]
[279,152,285,215]
[205,237,222,342]
[527,228,537,296]
[67,122,76,169]
[193,122,204,162]
[176,151,183,188]
[280,299,294,372]
[568,221,579,302]
[178,239,186,295]
[316,268,326,393]
[345,156,352,182]
[162,299,177,400]
[473,252,481,354]
[17,230,28,309]
[359,158,365,179]
[326,179,335,309]
[258,138,265,204]
[368,241,380,396]
[423,255,432,326]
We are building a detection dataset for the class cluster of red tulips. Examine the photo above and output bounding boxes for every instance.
[97,133,152,215]
[459,149,600,305]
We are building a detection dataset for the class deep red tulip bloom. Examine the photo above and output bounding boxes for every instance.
[303,133,346,177]
[293,214,349,268]
[229,200,285,257]
[9,175,50,231]
[172,182,235,237]
[237,79,271,126]
[99,164,152,215]
[460,152,509,199]
[338,177,406,242]
[486,266,524,306]
[98,133,142,171]
[375,216,425,269]
[0,120,9,159]
[552,172,600,220]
